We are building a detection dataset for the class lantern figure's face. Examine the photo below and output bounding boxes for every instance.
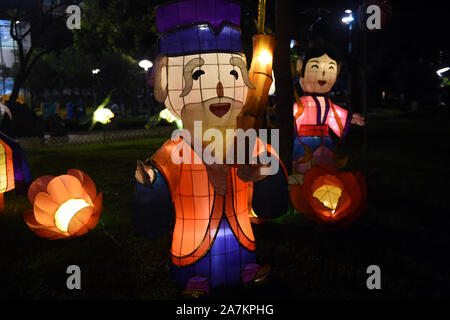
[300,54,338,94]
[159,52,253,136]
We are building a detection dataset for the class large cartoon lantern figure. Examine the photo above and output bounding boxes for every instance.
[134,0,288,295]
[292,45,365,174]
[289,21,367,225]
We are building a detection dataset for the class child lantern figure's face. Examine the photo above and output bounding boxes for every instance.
[154,52,254,138]
[299,54,338,94]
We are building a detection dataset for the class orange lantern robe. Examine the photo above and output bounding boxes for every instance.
[150,136,285,266]
[134,136,288,289]
[292,94,351,173]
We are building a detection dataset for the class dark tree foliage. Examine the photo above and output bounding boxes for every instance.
[73,0,160,60]
[5,0,79,106]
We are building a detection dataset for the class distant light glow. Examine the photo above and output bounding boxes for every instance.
[93,107,114,124]
[54,199,91,232]
[159,108,182,129]
[290,40,295,49]
[138,59,153,71]
[436,67,450,76]
[92,68,100,75]
[345,9,352,14]
[341,15,355,24]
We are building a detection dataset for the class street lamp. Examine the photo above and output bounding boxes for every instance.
[341,9,355,53]
[139,59,153,115]
[91,68,100,106]
[341,9,356,139]
[138,59,153,71]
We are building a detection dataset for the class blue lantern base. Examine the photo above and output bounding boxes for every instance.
[172,218,256,289]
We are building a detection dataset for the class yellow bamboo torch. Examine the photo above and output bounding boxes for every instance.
[236,0,276,132]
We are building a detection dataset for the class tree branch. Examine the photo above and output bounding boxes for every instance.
[25,49,50,80]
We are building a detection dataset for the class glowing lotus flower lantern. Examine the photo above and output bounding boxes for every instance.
[290,164,367,226]
[23,169,103,239]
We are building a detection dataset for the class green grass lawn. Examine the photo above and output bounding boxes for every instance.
[1,116,449,299]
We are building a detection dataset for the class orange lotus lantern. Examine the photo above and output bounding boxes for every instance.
[23,169,103,239]
[0,138,14,211]
[290,164,367,226]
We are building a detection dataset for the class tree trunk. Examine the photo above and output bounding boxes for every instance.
[273,0,294,173]
[9,68,26,105]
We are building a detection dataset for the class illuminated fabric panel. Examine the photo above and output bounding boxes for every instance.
[292,95,351,174]
[156,0,242,56]
[313,184,342,211]
[158,24,243,56]
[0,138,14,194]
[172,218,256,289]
[156,0,241,34]
[294,96,349,137]
[0,131,31,183]
[151,138,286,267]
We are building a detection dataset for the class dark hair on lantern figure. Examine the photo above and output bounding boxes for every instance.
[300,44,341,78]
[299,17,342,78]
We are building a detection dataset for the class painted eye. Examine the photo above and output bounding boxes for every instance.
[329,66,335,70]
[192,70,205,80]
[311,64,319,69]
[230,70,239,80]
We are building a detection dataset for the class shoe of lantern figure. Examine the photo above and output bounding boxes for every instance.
[133,0,288,295]
[292,47,365,175]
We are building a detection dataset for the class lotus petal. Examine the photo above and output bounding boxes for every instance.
[27,175,55,203]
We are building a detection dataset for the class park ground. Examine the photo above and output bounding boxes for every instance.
[1,112,449,300]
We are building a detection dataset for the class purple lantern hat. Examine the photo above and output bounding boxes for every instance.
[155,0,243,56]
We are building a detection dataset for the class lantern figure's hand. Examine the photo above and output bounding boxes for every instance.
[204,163,230,196]
[351,113,365,126]
[135,160,156,185]
[237,164,269,183]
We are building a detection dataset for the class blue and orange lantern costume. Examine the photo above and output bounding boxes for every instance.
[133,0,288,294]
[289,25,367,225]
[291,45,365,174]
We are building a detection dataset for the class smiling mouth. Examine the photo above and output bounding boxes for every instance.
[318,80,327,86]
[209,103,231,118]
